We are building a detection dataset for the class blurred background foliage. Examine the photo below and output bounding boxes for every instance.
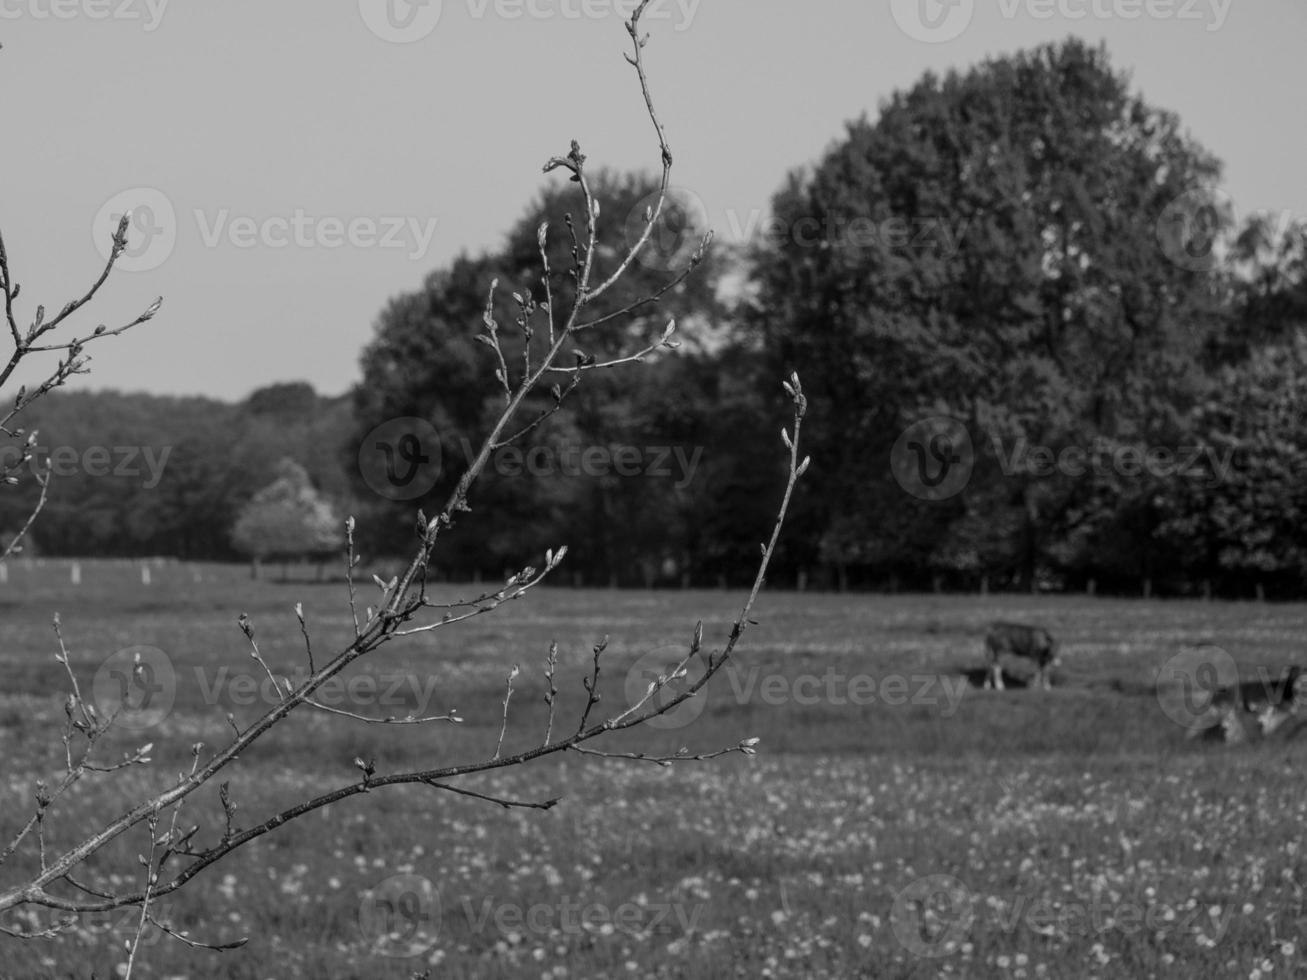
[5,39,1307,597]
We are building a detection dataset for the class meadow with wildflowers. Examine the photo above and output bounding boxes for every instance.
[1,560,1304,979]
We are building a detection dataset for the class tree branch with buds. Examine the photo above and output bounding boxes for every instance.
[0,3,809,973]
[0,214,161,560]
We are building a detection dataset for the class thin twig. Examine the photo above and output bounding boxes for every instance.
[0,462,49,561]
[493,666,520,760]
[0,11,805,938]
[543,641,559,746]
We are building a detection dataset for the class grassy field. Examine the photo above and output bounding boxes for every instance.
[1,559,1305,979]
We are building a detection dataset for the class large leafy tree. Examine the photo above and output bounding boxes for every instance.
[351,171,730,582]
[748,38,1227,588]
[0,385,354,560]
[230,458,341,577]
[1215,216,1307,362]
[1156,330,1307,596]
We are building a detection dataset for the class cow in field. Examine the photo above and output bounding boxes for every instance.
[984,621,1058,691]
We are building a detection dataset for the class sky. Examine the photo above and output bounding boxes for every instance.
[2,0,1304,402]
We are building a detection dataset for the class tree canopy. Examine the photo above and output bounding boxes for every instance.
[747,37,1231,589]
[8,39,1307,597]
[230,458,341,568]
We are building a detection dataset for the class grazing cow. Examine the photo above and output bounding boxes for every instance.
[984,622,1058,691]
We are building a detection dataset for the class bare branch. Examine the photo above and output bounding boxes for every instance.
[0,19,808,973]
[542,640,560,746]
[344,516,362,639]
[420,779,559,811]
[304,699,461,727]
[493,665,520,760]
[0,461,49,561]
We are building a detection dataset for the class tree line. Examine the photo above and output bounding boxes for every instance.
[4,38,1306,596]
